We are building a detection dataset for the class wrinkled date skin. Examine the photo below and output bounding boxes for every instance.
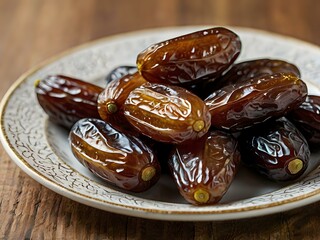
[105,65,137,84]
[124,83,211,144]
[205,73,308,131]
[218,58,300,85]
[168,130,241,205]
[35,75,103,129]
[69,118,161,192]
[239,117,310,181]
[137,27,241,85]
[202,58,301,96]
[98,72,146,135]
[288,95,320,145]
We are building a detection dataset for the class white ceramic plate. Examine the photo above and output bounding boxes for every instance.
[1,26,320,221]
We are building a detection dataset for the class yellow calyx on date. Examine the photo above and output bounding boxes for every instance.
[193,189,210,204]
[287,159,304,175]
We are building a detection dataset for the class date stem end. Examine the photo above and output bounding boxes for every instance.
[193,120,205,132]
[34,79,41,87]
[141,166,156,182]
[287,159,304,175]
[107,102,118,114]
[194,189,210,204]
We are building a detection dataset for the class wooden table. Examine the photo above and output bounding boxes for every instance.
[0,0,319,239]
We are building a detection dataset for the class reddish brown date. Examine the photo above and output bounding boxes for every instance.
[219,58,300,85]
[288,95,320,145]
[205,73,308,131]
[98,72,146,135]
[239,117,310,181]
[169,130,241,205]
[137,27,241,85]
[69,118,161,192]
[35,75,103,129]
[124,83,211,144]
[202,58,301,96]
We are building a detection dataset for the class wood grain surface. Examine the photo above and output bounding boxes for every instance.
[0,0,320,239]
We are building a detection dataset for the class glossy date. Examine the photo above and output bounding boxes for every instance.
[288,95,320,145]
[124,83,211,144]
[137,27,241,85]
[35,75,103,129]
[169,130,241,205]
[239,117,310,181]
[98,72,146,135]
[202,58,301,96]
[205,73,308,131]
[69,118,161,192]
[220,58,299,84]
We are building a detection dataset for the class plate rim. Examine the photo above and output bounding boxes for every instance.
[1,25,320,221]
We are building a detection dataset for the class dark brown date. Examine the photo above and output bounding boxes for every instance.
[137,27,241,85]
[169,130,241,205]
[105,65,137,84]
[239,117,310,181]
[98,72,146,135]
[124,83,211,144]
[221,58,300,84]
[288,95,320,145]
[69,118,161,192]
[205,73,308,131]
[202,58,301,97]
[35,75,103,129]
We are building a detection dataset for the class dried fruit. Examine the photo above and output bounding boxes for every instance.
[202,58,301,97]
[239,117,310,181]
[288,95,320,145]
[35,75,103,129]
[98,72,146,135]
[225,58,298,82]
[137,27,241,85]
[124,82,211,144]
[205,73,308,131]
[169,130,241,205]
[69,118,161,192]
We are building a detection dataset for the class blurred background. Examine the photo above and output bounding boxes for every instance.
[0,0,320,239]
[1,0,319,98]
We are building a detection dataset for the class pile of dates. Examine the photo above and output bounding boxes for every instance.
[35,27,320,205]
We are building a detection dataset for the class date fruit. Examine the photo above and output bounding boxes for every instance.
[137,27,241,85]
[288,95,320,145]
[239,117,310,181]
[219,58,300,85]
[169,130,241,205]
[35,75,103,129]
[69,118,161,192]
[205,73,308,131]
[202,58,301,96]
[98,72,146,135]
[105,65,137,84]
[124,82,211,144]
